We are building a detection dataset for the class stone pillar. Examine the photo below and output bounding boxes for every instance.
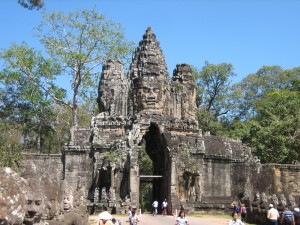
[130,163,139,208]
[170,160,177,196]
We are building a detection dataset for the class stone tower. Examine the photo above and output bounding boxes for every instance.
[83,27,254,211]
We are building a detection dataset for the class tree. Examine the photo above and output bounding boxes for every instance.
[18,0,44,10]
[35,8,135,126]
[230,65,285,120]
[0,43,64,152]
[194,61,236,134]
[224,66,300,163]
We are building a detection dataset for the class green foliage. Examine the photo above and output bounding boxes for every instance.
[35,8,135,126]
[0,43,66,153]
[138,142,154,211]
[18,0,44,10]
[194,61,236,134]
[138,142,153,175]
[180,146,197,173]
[0,125,24,171]
[139,182,153,212]
[223,67,300,163]
[102,147,119,164]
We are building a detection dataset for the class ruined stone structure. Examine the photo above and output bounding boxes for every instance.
[1,27,299,225]
[63,27,300,215]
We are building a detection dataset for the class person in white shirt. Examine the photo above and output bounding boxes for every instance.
[267,204,280,225]
[152,200,158,215]
[162,199,168,215]
[229,212,244,225]
[176,210,188,225]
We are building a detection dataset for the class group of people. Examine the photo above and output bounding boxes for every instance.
[267,204,300,225]
[152,199,168,215]
[96,203,189,225]
[97,208,140,225]
[229,201,300,225]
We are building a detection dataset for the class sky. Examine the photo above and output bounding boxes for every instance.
[1,0,300,87]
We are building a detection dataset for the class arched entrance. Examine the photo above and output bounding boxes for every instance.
[138,123,171,213]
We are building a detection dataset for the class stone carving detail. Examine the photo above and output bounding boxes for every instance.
[101,187,107,200]
[109,187,116,201]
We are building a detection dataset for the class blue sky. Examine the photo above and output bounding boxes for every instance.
[1,0,299,85]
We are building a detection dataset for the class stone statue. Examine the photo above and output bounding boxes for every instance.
[94,187,99,203]
[109,187,116,201]
[61,181,74,212]
[287,194,296,211]
[271,194,279,209]
[194,175,201,202]
[101,187,107,200]
[277,193,287,212]
[260,192,269,216]
[251,192,261,213]
[21,162,45,225]
[41,176,61,221]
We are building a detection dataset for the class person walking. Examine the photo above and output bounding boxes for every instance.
[152,200,158,216]
[267,204,280,225]
[162,199,168,215]
[240,204,247,223]
[229,212,244,225]
[281,206,295,225]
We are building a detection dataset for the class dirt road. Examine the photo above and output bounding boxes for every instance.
[89,214,230,225]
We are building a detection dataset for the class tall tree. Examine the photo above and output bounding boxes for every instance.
[0,43,64,152]
[223,66,300,163]
[35,8,135,126]
[194,61,236,134]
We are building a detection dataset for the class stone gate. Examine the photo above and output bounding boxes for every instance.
[64,27,264,213]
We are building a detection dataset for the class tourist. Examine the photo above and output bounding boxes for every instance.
[152,200,158,215]
[240,204,247,223]
[128,210,140,225]
[294,208,300,225]
[176,210,188,225]
[267,204,280,225]
[162,199,168,215]
[112,218,120,225]
[97,211,113,225]
[281,206,295,225]
[229,212,244,225]
[127,206,132,219]
[231,201,240,215]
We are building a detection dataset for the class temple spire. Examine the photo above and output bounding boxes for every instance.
[129,27,169,80]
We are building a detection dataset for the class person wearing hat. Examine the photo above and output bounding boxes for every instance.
[267,204,280,225]
[97,211,113,225]
[294,208,300,225]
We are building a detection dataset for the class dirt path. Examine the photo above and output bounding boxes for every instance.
[89,214,230,225]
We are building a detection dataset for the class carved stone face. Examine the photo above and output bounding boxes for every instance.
[279,194,287,205]
[99,89,112,112]
[24,187,44,224]
[135,80,165,113]
[63,194,74,211]
[287,195,295,206]
[261,192,267,203]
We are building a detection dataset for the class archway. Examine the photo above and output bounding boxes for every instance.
[138,123,171,213]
